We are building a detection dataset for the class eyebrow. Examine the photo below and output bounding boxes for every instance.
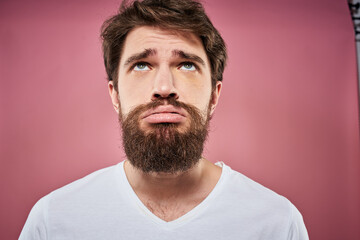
[123,48,206,67]
[123,48,157,67]
[172,50,206,67]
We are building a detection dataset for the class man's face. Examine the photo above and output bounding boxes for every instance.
[109,26,222,173]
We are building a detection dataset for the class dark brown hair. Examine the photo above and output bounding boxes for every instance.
[101,0,227,91]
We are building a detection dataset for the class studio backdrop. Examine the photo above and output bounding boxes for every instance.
[0,0,359,239]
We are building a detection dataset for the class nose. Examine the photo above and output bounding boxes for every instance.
[151,66,179,100]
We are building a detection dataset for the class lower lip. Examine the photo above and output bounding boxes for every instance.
[143,113,186,124]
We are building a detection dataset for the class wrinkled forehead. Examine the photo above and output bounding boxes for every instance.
[119,26,209,66]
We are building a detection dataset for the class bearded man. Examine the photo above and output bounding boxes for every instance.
[20,0,308,239]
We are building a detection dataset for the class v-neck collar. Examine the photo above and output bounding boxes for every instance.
[115,160,228,230]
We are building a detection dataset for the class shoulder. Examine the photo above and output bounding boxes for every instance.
[42,162,125,211]
[220,162,288,206]
[28,161,122,206]
[48,163,121,198]
[218,162,308,238]
[19,163,123,239]
[19,195,49,240]
[30,162,123,217]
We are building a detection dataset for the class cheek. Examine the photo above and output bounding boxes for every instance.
[175,74,212,106]
[175,71,207,87]
[118,76,152,112]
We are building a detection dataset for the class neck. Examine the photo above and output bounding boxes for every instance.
[124,158,222,222]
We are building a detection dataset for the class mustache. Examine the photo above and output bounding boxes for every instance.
[120,98,203,123]
[138,98,191,111]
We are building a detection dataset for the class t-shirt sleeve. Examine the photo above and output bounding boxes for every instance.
[19,196,49,240]
[287,203,309,240]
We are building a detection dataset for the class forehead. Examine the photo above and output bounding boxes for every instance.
[120,26,208,64]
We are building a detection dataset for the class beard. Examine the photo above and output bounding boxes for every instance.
[119,98,211,174]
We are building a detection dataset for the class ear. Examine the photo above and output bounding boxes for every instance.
[210,81,222,115]
[108,81,120,114]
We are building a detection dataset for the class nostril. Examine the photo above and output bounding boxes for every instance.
[152,92,178,100]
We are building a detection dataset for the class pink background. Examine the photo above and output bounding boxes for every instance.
[1,0,359,239]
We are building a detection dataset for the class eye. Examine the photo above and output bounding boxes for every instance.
[133,62,150,71]
[179,62,196,71]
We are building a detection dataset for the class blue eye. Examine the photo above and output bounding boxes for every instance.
[134,63,150,71]
[180,62,196,71]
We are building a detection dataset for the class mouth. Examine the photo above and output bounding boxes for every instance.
[141,105,187,124]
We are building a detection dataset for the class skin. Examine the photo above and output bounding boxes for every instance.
[108,26,223,222]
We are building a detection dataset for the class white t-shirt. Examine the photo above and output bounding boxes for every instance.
[19,161,308,240]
